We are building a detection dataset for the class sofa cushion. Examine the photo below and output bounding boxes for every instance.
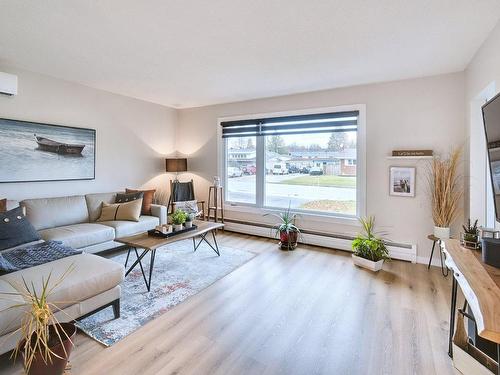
[97,199,143,223]
[39,223,115,249]
[0,206,42,251]
[0,253,124,310]
[115,191,143,204]
[126,188,155,215]
[0,279,27,335]
[85,192,117,222]
[22,195,89,231]
[0,199,5,213]
[100,215,159,238]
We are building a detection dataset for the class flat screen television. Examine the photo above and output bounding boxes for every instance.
[482,92,500,222]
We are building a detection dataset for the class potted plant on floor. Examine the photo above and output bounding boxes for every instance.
[351,216,389,272]
[4,269,77,375]
[266,205,301,250]
[171,209,187,231]
[427,148,462,239]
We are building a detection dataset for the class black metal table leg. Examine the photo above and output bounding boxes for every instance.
[448,275,458,358]
[428,240,436,269]
[193,230,221,256]
[146,249,156,292]
[125,247,131,267]
[211,230,220,256]
[497,344,499,375]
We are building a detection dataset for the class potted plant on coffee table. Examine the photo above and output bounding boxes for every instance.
[427,147,462,239]
[266,205,301,250]
[3,268,77,375]
[351,216,390,272]
[184,213,194,228]
[170,209,187,231]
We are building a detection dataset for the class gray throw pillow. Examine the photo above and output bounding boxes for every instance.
[0,206,41,251]
[115,191,144,204]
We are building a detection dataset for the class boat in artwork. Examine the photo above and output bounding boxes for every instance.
[34,134,85,155]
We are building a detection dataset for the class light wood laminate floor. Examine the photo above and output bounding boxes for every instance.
[0,232,459,374]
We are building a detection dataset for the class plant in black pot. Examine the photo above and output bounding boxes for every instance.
[266,205,300,250]
[3,267,77,375]
[351,216,390,272]
[460,218,480,249]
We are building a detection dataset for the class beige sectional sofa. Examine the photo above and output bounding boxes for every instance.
[0,192,168,354]
[22,192,168,253]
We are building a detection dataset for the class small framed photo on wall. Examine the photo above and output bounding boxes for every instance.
[389,166,416,197]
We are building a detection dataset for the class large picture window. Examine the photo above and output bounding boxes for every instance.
[222,109,361,217]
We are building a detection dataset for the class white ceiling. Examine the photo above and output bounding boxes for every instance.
[1,1,500,108]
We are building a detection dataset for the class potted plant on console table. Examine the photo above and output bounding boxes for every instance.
[351,216,390,272]
[266,205,301,251]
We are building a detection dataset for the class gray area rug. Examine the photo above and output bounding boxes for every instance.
[76,239,256,346]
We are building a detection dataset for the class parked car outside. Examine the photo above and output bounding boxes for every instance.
[288,166,300,174]
[299,166,310,174]
[242,165,256,175]
[309,167,323,176]
[227,167,243,177]
[272,163,289,175]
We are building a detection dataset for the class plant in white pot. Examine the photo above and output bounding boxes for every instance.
[428,148,462,239]
[184,213,194,228]
[170,209,187,231]
[351,216,390,272]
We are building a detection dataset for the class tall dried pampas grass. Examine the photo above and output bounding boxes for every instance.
[428,148,463,228]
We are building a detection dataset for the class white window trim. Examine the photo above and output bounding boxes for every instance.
[217,104,367,224]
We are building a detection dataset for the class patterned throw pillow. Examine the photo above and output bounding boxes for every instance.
[115,191,144,204]
[97,198,143,222]
[0,206,41,251]
[126,188,155,215]
[0,199,6,213]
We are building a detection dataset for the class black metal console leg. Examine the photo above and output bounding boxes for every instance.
[448,275,458,358]
[112,298,120,319]
[428,241,436,269]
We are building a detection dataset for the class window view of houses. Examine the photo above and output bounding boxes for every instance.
[225,132,357,215]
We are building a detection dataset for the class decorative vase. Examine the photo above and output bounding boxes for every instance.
[173,224,183,231]
[351,254,384,272]
[22,323,76,375]
[434,226,450,239]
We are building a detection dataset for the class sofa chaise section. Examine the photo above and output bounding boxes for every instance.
[0,253,124,355]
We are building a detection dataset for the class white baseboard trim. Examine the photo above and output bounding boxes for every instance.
[224,221,418,264]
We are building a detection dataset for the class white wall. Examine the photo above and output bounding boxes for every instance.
[0,66,177,201]
[177,73,465,262]
[465,21,500,229]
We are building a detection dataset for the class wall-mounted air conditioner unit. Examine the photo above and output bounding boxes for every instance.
[0,72,18,96]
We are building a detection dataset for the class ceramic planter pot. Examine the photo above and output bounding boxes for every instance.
[351,254,384,272]
[22,322,76,375]
[279,231,298,250]
[184,221,193,228]
[434,226,450,240]
[173,224,183,231]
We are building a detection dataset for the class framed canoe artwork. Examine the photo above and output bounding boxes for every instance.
[0,118,96,183]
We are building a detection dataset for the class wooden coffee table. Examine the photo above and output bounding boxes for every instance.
[115,221,224,291]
